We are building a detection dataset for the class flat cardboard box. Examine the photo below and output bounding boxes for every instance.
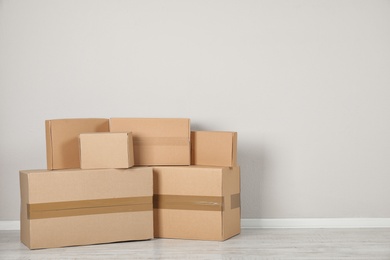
[20,167,153,249]
[80,132,134,169]
[153,166,240,241]
[46,118,109,170]
[191,131,237,167]
[109,118,190,166]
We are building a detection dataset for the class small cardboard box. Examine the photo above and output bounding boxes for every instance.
[191,131,237,167]
[109,118,190,166]
[153,166,241,241]
[20,167,153,249]
[79,132,134,169]
[46,118,109,170]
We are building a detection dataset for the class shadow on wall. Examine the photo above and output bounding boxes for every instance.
[238,141,267,218]
[190,123,207,131]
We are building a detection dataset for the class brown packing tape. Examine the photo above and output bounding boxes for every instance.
[153,195,224,211]
[133,137,189,146]
[28,196,153,220]
[231,193,240,209]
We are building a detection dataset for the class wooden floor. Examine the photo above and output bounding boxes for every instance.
[1,228,390,259]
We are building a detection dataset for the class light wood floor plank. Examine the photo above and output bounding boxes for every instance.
[1,229,390,259]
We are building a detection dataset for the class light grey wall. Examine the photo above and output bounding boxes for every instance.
[1,0,390,220]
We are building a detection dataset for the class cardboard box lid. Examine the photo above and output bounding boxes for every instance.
[191,131,237,167]
[46,118,109,170]
[79,132,134,169]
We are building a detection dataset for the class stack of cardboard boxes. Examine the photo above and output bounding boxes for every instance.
[20,118,240,249]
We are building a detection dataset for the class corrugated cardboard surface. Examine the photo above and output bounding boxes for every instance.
[19,167,153,249]
[45,118,109,170]
[79,132,134,169]
[109,118,190,166]
[191,131,237,167]
[153,166,240,241]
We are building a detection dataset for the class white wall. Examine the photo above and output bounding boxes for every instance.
[1,0,390,220]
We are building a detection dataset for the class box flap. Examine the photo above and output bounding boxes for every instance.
[191,131,237,167]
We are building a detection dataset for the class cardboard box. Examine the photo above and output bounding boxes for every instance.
[79,132,134,169]
[46,118,109,170]
[191,131,237,167]
[20,167,153,249]
[153,166,240,241]
[109,118,190,166]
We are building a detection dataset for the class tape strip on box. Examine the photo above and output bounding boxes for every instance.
[153,194,241,211]
[28,196,153,219]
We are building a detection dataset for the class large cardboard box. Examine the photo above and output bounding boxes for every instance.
[45,118,109,170]
[153,166,240,241]
[79,132,134,169]
[191,131,237,167]
[20,167,153,249]
[109,118,190,166]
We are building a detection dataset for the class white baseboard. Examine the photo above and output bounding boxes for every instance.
[241,218,390,228]
[1,219,390,230]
